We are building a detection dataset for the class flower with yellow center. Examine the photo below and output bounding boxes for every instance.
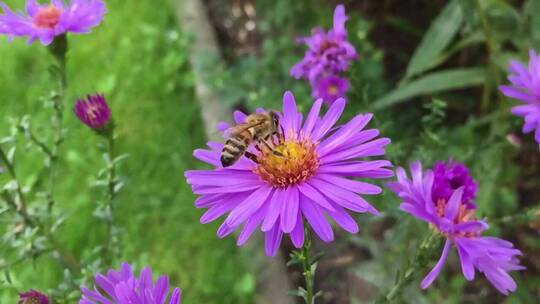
[186,91,392,256]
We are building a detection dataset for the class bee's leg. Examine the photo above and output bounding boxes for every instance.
[261,138,283,157]
[279,126,285,141]
[245,151,259,163]
[271,133,279,146]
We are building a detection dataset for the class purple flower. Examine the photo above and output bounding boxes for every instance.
[313,74,349,104]
[499,49,540,144]
[18,290,49,304]
[389,162,524,295]
[0,0,106,45]
[73,94,111,130]
[80,262,182,304]
[432,160,477,208]
[185,91,392,256]
[291,5,357,82]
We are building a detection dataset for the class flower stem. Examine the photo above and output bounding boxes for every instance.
[0,146,31,224]
[301,234,315,304]
[47,34,68,212]
[476,0,502,113]
[103,129,118,263]
[0,145,80,273]
[289,228,320,304]
[377,233,442,303]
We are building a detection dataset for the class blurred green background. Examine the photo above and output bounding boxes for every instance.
[0,0,254,303]
[1,0,540,303]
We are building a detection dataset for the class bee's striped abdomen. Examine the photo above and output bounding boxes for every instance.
[221,131,252,167]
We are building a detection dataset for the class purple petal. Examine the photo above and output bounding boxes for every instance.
[262,189,284,232]
[455,241,475,281]
[280,187,299,233]
[298,182,336,211]
[265,223,284,256]
[225,186,273,228]
[301,199,334,242]
[290,212,305,248]
[301,98,323,137]
[444,187,464,220]
[311,98,346,141]
[421,239,451,289]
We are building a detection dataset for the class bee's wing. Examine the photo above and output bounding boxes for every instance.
[224,121,265,137]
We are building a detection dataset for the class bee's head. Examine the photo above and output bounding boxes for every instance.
[269,111,280,131]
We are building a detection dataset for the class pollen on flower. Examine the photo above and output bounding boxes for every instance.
[254,133,319,188]
[33,6,62,29]
[327,85,338,95]
[434,198,479,237]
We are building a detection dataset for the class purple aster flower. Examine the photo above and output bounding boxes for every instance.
[18,290,49,304]
[389,162,524,295]
[499,49,540,144]
[290,5,357,84]
[80,262,182,304]
[185,91,392,256]
[0,0,106,45]
[313,74,349,104]
[73,93,111,130]
[432,160,477,208]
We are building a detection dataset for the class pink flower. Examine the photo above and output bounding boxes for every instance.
[0,0,106,45]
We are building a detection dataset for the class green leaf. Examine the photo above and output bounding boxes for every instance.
[372,68,486,110]
[404,0,464,79]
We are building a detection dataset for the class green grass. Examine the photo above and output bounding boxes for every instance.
[0,0,254,302]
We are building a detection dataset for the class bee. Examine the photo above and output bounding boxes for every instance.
[221,111,282,167]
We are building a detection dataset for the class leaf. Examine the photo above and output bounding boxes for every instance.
[372,68,486,110]
[404,0,464,79]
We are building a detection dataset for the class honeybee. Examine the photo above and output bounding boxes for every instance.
[221,111,282,167]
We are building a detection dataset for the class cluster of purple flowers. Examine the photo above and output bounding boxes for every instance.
[389,161,524,294]
[291,5,357,104]
[80,262,182,304]
[3,0,535,301]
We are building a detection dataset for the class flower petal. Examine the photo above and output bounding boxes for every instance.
[420,239,451,289]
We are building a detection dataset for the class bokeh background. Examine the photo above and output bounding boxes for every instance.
[1,0,540,303]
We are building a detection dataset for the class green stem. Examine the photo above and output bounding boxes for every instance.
[0,146,31,224]
[47,34,68,212]
[301,233,315,304]
[290,228,319,304]
[0,146,80,272]
[476,0,502,113]
[377,233,442,303]
[103,130,117,263]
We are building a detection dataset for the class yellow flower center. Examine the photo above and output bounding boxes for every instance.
[34,6,62,29]
[254,134,319,188]
[432,199,479,237]
[327,85,338,95]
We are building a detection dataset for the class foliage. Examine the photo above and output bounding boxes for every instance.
[0,0,254,303]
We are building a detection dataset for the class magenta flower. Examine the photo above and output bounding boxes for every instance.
[389,161,524,295]
[313,74,349,104]
[185,91,392,256]
[18,290,49,304]
[73,94,111,130]
[499,49,540,144]
[0,0,106,45]
[80,262,182,304]
[432,160,477,208]
[291,5,357,83]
